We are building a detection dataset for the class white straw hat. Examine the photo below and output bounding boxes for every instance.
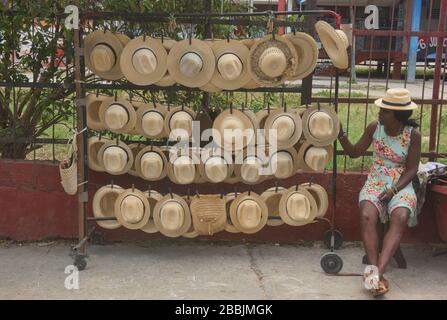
[93,184,123,230]
[167,151,199,185]
[114,188,151,230]
[283,32,318,80]
[279,186,318,226]
[264,109,303,149]
[97,140,134,175]
[98,97,137,134]
[234,154,269,185]
[229,192,268,234]
[135,145,168,181]
[128,143,145,177]
[199,148,234,183]
[261,186,287,227]
[135,103,168,138]
[224,192,241,233]
[297,142,333,173]
[315,20,349,70]
[153,193,192,237]
[374,88,418,111]
[140,189,163,234]
[87,136,110,172]
[86,94,109,131]
[268,148,300,179]
[301,106,340,147]
[299,182,329,219]
[164,106,196,140]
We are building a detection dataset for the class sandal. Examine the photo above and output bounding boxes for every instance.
[372,277,389,297]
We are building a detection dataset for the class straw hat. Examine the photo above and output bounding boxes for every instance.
[374,88,418,111]
[248,35,298,86]
[224,192,240,233]
[264,109,303,149]
[86,94,109,131]
[182,195,200,238]
[98,97,137,134]
[92,184,123,230]
[114,188,151,230]
[212,108,256,152]
[84,30,129,80]
[299,182,328,218]
[135,103,168,138]
[261,186,286,227]
[269,148,300,179]
[315,20,349,70]
[210,40,251,90]
[120,36,167,86]
[167,39,216,88]
[199,148,234,183]
[283,32,318,80]
[229,192,268,234]
[255,109,270,130]
[279,186,318,226]
[166,151,199,185]
[87,136,110,172]
[135,145,168,181]
[301,106,340,147]
[153,193,192,237]
[164,106,196,140]
[234,153,269,185]
[297,142,333,172]
[128,143,145,177]
[97,140,134,175]
[141,189,163,234]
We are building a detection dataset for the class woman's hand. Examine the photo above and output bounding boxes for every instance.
[378,188,394,203]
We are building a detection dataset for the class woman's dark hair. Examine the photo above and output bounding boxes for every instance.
[393,110,419,128]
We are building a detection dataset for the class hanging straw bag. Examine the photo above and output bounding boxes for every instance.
[59,132,78,195]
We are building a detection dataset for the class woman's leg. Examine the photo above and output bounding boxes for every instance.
[359,200,380,267]
[377,207,409,277]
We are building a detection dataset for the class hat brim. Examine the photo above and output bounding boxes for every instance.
[114,188,151,230]
[98,97,137,134]
[229,192,268,234]
[88,136,110,172]
[86,94,108,131]
[261,187,286,226]
[97,140,134,175]
[141,190,163,234]
[93,184,123,230]
[135,103,168,138]
[315,20,349,70]
[374,98,418,111]
[301,106,340,147]
[297,141,334,173]
[153,194,192,237]
[120,36,168,86]
[279,186,318,226]
[299,182,329,218]
[283,32,318,80]
[264,109,303,149]
[135,145,168,181]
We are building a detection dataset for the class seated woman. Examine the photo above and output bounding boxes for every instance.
[338,88,421,297]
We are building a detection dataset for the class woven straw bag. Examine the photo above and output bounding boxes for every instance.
[59,132,78,195]
[190,195,226,236]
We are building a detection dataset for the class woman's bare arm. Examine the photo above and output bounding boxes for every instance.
[338,121,378,158]
[394,129,421,191]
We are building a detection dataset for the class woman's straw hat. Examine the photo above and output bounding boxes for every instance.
[264,108,303,149]
[93,184,123,230]
[98,97,137,134]
[374,88,418,111]
[153,193,192,237]
[135,145,168,181]
[97,140,134,175]
[229,191,268,234]
[114,188,151,230]
[135,103,168,138]
[140,189,164,234]
[282,32,318,80]
[315,21,349,70]
[297,142,333,173]
[299,182,328,218]
[87,136,110,172]
[86,94,108,131]
[261,186,287,226]
[301,106,340,147]
[164,106,196,140]
[279,186,318,226]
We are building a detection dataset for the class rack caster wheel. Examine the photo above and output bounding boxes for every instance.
[323,229,343,250]
[321,252,343,274]
[74,255,87,271]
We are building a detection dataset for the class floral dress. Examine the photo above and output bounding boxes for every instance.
[359,122,418,227]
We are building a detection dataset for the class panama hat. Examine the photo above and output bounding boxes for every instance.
[224,192,240,233]
[120,36,167,85]
[261,186,286,227]
[166,150,199,185]
[374,88,418,111]
[299,182,328,218]
[98,97,137,134]
[297,142,333,172]
[164,106,196,140]
[199,148,234,183]
[279,186,318,226]
[167,39,215,88]
[264,109,303,149]
[114,188,151,230]
[84,30,129,80]
[134,145,168,181]
[283,32,318,80]
[97,140,134,175]
[234,152,269,185]
[86,94,109,131]
[87,136,110,172]
[210,40,251,90]
[92,184,124,230]
[248,35,298,87]
[128,143,144,177]
[229,192,268,234]
[153,193,192,237]
[269,147,300,179]
[315,20,349,70]
[135,103,168,138]
[212,108,256,152]
[141,189,163,234]
[181,194,199,238]
[301,106,340,147]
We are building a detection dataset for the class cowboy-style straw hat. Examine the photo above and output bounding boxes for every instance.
[297,142,333,173]
[261,186,286,227]
[140,189,163,234]
[211,39,251,90]
[229,191,268,234]
[299,182,329,218]
[164,106,196,140]
[86,94,109,131]
[167,39,216,88]
[268,147,300,179]
[114,188,151,230]
[135,103,168,138]
[93,184,123,230]
[135,145,168,181]
[248,35,298,87]
[97,140,134,175]
[98,97,137,134]
[153,193,192,237]
[279,186,318,226]
[224,192,241,233]
[264,108,303,149]
[315,20,349,70]
[374,88,418,111]
[199,148,234,183]
[128,143,145,177]
[283,32,318,80]
[84,31,129,80]
[87,136,110,172]
[301,105,340,147]
[120,36,168,86]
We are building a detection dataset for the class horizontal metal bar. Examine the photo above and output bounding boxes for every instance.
[0,138,70,144]
[353,29,447,39]
[0,82,70,89]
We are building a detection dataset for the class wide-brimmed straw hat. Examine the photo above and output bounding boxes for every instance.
[97,140,134,175]
[283,32,318,80]
[181,194,200,238]
[261,186,287,227]
[153,193,192,237]
[301,106,340,147]
[199,148,234,183]
[87,136,110,172]
[166,150,200,185]
[297,142,333,172]
[128,143,145,177]
[164,106,196,140]
[84,31,129,80]
[248,35,298,86]
[374,88,418,111]
[114,188,151,230]
[167,39,215,88]
[279,186,317,226]
[299,182,329,218]
[268,147,300,179]
[135,103,168,138]
[315,20,349,70]
[224,192,240,233]
[264,108,303,149]
[86,94,109,131]
[98,97,137,134]
[234,153,269,185]
[120,36,168,86]
[135,145,168,181]
[229,191,268,234]
[140,189,163,234]
[93,184,123,230]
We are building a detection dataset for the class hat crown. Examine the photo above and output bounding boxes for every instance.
[217,53,243,81]
[90,44,116,72]
[272,152,294,178]
[120,195,145,224]
[141,152,163,179]
[271,115,295,141]
[142,111,164,136]
[383,88,412,104]
[205,157,228,183]
[237,199,262,229]
[241,157,261,182]
[173,156,195,184]
[170,111,193,136]
[309,111,334,140]
[160,201,184,231]
[304,147,328,171]
[105,104,129,130]
[259,47,287,78]
[103,146,127,173]
[287,193,310,221]
[179,52,203,77]
[132,48,158,75]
